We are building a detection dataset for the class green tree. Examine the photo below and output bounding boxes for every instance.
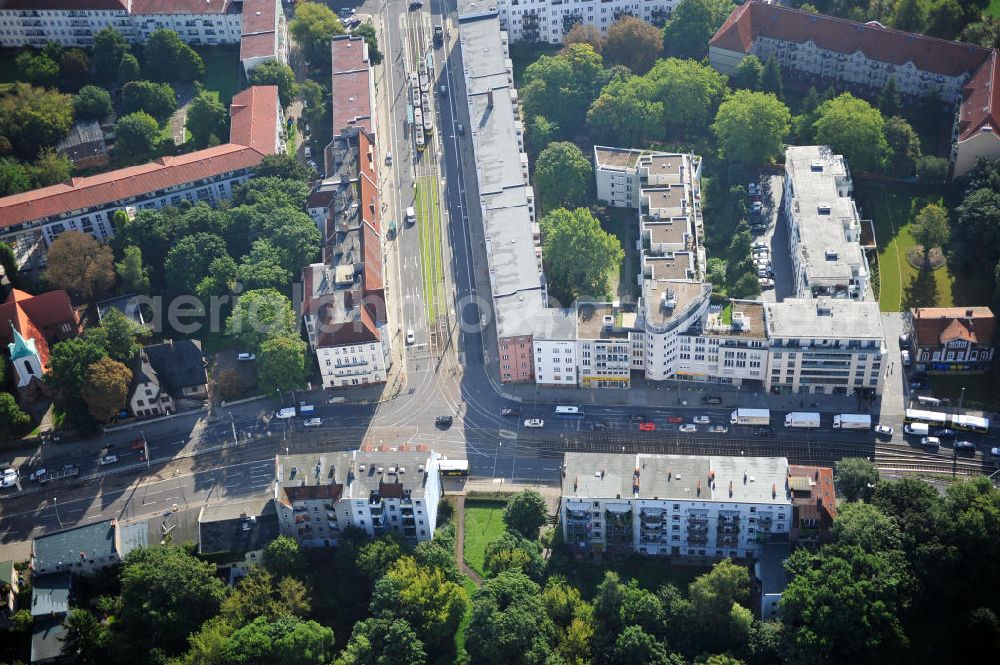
[612,625,674,665]
[353,23,384,65]
[17,52,60,88]
[0,159,32,196]
[522,44,604,134]
[832,500,903,552]
[0,83,74,156]
[59,48,91,90]
[911,203,950,264]
[122,80,177,120]
[504,489,549,539]
[61,608,109,665]
[220,567,311,626]
[564,22,605,52]
[45,231,115,300]
[712,89,791,165]
[98,308,140,364]
[883,115,921,176]
[834,457,880,502]
[689,559,751,629]
[603,17,662,75]
[227,288,298,350]
[116,245,151,294]
[47,337,107,404]
[289,1,346,67]
[74,85,113,121]
[195,254,239,300]
[249,60,299,108]
[891,0,926,31]
[662,0,735,59]
[726,220,759,299]
[263,535,308,581]
[187,90,228,148]
[118,53,141,85]
[645,58,729,132]
[336,618,426,665]
[356,536,406,583]
[223,614,336,665]
[115,111,160,158]
[813,93,888,173]
[238,239,293,291]
[370,556,468,650]
[877,76,901,118]
[466,571,557,665]
[92,27,128,84]
[760,55,784,100]
[731,55,764,90]
[0,241,18,288]
[118,546,227,656]
[960,16,1000,48]
[780,545,914,664]
[30,149,72,187]
[164,232,231,295]
[535,141,593,211]
[265,209,322,273]
[144,29,204,82]
[80,356,132,422]
[540,207,624,304]
[587,77,664,147]
[255,153,316,182]
[414,538,462,584]
[483,531,545,581]
[258,334,308,394]
[916,155,949,185]
[0,392,32,444]
[525,114,560,157]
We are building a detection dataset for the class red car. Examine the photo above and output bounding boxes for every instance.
[667,416,683,424]
[638,422,656,432]
[130,439,145,451]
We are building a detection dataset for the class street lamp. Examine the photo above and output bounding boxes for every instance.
[53,497,63,529]
[492,442,501,479]
[958,386,966,415]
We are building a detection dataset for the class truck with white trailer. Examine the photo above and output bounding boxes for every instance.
[784,412,821,428]
[833,414,872,430]
[730,408,771,426]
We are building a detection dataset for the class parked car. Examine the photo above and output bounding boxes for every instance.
[638,422,656,432]
[708,425,729,434]
[692,416,711,425]
[409,0,423,8]
[406,329,415,345]
[237,352,255,361]
[747,182,760,197]
[679,424,698,433]
[934,428,956,439]
[588,422,607,431]
[500,408,519,417]
[875,425,894,439]
[29,469,46,482]
[435,415,453,428]
[304,418,323,428]
[990,446,1000,458]
[385,152,393,165]
[523,419,544,428]
[667,416,683,424]
[753,427,775,437]
[921,436,941,448]
[759,279,775,290]
[954,440,976,453]
[100,455,119,466]
[752,241,768,251]
[1,469,17,488]
[457,123,465,135]
[701,395,723,405]
[901,350,911,366]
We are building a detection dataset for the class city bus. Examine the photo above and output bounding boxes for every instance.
[553,406,585,419]
[904,409,948,428]
[439,460,469,477]
[951,414,990,433]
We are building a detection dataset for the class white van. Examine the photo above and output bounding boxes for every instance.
[916,395,941,407]
[406,206,416,224]
[304,146,311,159]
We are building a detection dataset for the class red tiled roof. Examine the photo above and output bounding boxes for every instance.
[229,85,280,152]
[911,306,996,348]
[710,2,992,78]
[363,222,383,295]
[240,0,279,60]
[0,1,126,9]
[788,464,837,522]
[331,36,373,137]
[240,32,277,60]
[958,50,1000,141]
[0,86,279,231]
[0,289,79,370]
[130,0,237,15]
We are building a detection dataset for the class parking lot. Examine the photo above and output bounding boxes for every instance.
[750,173,794,303]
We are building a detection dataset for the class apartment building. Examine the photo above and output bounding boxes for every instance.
[709,2,1000,178]
[130,0,243,45]
[910,306,996,373]
[595,146,643,209]
[30,519,147,576]
[783,146,870,300]
[0,85,283,269]
[561,452,792,560]
[459,1,575,384]
[0,0,133,48]
[674,301,769,387]
[239,0,287,76]
[301,129,388,389]
[764,297,885,395]
[495,0,677,44]
[574,303,642,389]
[273,447,443,548]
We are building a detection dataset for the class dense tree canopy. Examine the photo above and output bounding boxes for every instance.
[92,27,129,84]
[115,111,161,158]
[289,1,346,66]
[540,207,624,304]
[187,90,228,147]
[143,29,204,82]
[522,44,605,137]
[662,0,735,59]
[0,393,32,445]
[258,334,308,394]
[534,141,593,212]
[121,80,177,120]
[602,17,662,74]
[504,490,550,540]
[249,60,298,108]
[226,289,298,350]
[466,571,558,665]
[80,356,132,422]
[0,83,74,157]
[73,85,113,121]
[45,231,115,300]
[834,457,880,502]
[712,90,791,165]
[813,94,888,172]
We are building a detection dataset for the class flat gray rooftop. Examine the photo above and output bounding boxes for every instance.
[563,452,791,505]
[595,145,642,171]
[277,448,437,502]
[765,298,884,340]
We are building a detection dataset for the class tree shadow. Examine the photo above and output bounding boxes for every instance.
[903,262,939,308]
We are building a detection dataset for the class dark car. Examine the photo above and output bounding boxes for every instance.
[934,428,956,439]
[954,440,976,453]
[754,427,775,437]
[588,422,607,431]
[435,415,453,428]
[701,395,723,405]
[433,25,443,47]
[500,408,519,417]
[628,413,647,422]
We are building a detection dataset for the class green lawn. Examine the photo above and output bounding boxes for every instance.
[561,556,713,600]
[454,575,479,664]
[855,183,991,312]
[415,176,446,326]
[195,46,243,105]
[987,0,1000,17]
[463,499,508,577]
[598,207,640,302]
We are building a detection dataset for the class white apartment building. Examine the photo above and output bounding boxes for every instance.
[561,452,792,560]
[533,338,578,387]
[274,448,442,548]
[783,146,870,300]
[130,0,243,45]
[595,146,643,209]
[674,301,769,387]
[496,0,677,44]
[764,298,885,395]
[708,2,991,106]
[0,85,283,269]
[575,303,640,389]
